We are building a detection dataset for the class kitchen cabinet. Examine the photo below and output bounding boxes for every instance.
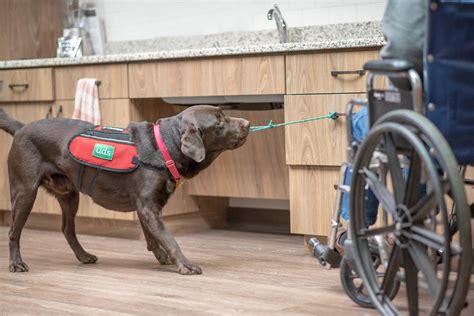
[284,94,364,166]
[128,55,285,98]
[286,50,379,94]
[0,68,54,102]
[0,0,64,61]
[55,65,129,100]
[289,165,340,236]
[284,94,364,236]
[0,47,383,239]
[285,49,377,237]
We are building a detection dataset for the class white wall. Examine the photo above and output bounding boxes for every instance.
[89,0,387,42]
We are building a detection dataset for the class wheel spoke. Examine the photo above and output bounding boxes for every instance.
[382,245,401,296]
[405,226,446,250]
[403,249,419,316]
[360,224,396,238]
[411,190,437,221]
[407,241,441,297]
[361,167,397,218]
[411,179,451,222]
[383,132,406,204]
[404,149,421,208]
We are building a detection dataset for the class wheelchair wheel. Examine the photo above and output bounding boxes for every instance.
[340,243,400,309]
[349,110,471,316]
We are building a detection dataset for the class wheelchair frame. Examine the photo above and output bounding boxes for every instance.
[346,62,472,315]
[311,60,472,315]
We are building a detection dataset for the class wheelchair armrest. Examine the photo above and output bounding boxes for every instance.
[363,59,414,73]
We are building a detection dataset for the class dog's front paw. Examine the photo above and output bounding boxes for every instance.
[9,261,29,272]
[177,262,202,275]
[77,252,98,264]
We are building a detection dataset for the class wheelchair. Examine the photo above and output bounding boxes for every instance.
[309,97,402,309]
[312,1,474,315]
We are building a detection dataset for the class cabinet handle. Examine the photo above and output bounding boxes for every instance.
[330,70,365,77]
[56,105,63,118]
[8,83,29,91]
[46,105,53,119]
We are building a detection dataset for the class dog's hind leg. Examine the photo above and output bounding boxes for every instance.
[9,185,38,272]
[139,220,173,265]
[56,192,97,264]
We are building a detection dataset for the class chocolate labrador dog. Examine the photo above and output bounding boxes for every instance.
[0,105,249,274]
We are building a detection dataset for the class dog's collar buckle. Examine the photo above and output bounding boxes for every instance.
[153,124,183,184]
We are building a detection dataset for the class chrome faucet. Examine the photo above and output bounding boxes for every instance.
[267,4,288,43]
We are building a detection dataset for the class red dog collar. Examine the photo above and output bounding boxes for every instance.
[153,124,183,187]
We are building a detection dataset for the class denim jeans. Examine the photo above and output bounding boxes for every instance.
[340,107,379,226]
[339,107,427,226]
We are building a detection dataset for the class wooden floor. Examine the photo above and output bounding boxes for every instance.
[0,227,472,315]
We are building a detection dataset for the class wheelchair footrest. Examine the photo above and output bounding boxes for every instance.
[309,237,342,268]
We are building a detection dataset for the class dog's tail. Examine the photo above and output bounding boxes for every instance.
[0,108,25,136]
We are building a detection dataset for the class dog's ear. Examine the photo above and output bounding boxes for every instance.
[181,124,205,162]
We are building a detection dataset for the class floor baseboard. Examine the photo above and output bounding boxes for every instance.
[0,208,227,239]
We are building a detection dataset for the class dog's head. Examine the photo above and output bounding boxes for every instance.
[177,105,250,163]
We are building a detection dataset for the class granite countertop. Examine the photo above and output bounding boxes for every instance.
[0,22,385,69]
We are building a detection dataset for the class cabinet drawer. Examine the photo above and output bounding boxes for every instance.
[55,64,128,100]
[0,68,54,102]
[290,166,340,236]
[286,50,379,94]
[285,94,364,166]
[129,55,285,98]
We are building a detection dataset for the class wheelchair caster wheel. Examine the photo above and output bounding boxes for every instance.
[340,244,400,309]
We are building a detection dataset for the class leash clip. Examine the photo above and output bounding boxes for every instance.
[329,112,346,120]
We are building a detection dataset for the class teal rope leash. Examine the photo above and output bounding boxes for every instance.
[250,111,342,132]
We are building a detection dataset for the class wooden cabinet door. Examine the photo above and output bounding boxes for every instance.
[285,94,364,166]
[289,165,340,236]
[0,103,61,214]
[285,94,363,236]
[286,50,379,94]
[55,65,129,100]
[0,0,64,60]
